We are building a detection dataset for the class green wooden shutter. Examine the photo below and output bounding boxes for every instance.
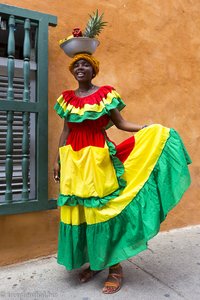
[0,4,57,215]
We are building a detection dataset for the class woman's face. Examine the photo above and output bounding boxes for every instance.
[72,59,94,83]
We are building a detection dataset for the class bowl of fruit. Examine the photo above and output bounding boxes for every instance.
[59,10,107,57]
[60,37,100,58]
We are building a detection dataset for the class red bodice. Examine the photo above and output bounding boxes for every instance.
[66,115,110,151]
[66,115,135,163]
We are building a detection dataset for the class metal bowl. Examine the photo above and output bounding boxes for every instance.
[60,37,100,57]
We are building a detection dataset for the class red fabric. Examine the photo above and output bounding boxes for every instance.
[116,136,135,163]
[62,85,114,108]
[66,116,135,162]
[105,133,135,163]
[66,116,110,151]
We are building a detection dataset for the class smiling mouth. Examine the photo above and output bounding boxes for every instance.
[77,72,85,77]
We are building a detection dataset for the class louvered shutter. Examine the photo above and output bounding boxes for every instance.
[0,63,36,202]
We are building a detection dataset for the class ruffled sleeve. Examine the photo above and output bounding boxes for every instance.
[54,86,126,123]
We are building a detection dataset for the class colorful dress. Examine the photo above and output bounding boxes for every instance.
[54,85,191,271]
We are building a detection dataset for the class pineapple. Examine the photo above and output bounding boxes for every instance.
[83,10,107,38]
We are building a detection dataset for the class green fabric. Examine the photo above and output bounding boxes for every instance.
[57,138,126,208]
[57,129,191,270]
[54,97,126,122]
[105,139,125,177]
[57,186,125,208]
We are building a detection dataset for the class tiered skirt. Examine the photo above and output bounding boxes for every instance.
[57,124,191,270]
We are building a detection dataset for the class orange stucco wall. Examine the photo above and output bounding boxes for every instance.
[0,0,199,266]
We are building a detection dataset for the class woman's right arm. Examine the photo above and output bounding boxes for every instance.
[53,121,70,182]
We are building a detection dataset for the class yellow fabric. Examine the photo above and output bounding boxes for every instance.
[60,124,170,225]
[57,90,121,115]
[69,54,99,75]
[59,144,119,198]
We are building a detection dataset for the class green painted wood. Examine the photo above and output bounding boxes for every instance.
[5,15,15,203]
[23,19,31,102]
[7,15,15,102]
[0,199,57,216]
[21,112,29,201]
[36,18,49,206]
[0,4,57,26]
[0,101,38,112]
[5,111,13,202]
[15,18,38,26]
[22,19,31,201]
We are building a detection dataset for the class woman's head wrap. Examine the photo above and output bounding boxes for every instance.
[69,53,99,76]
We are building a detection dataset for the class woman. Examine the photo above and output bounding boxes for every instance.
[53,53,191,294]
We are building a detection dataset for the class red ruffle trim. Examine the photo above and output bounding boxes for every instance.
[62,85,115,108]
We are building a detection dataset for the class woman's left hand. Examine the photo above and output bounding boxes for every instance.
[53,162,60,183]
